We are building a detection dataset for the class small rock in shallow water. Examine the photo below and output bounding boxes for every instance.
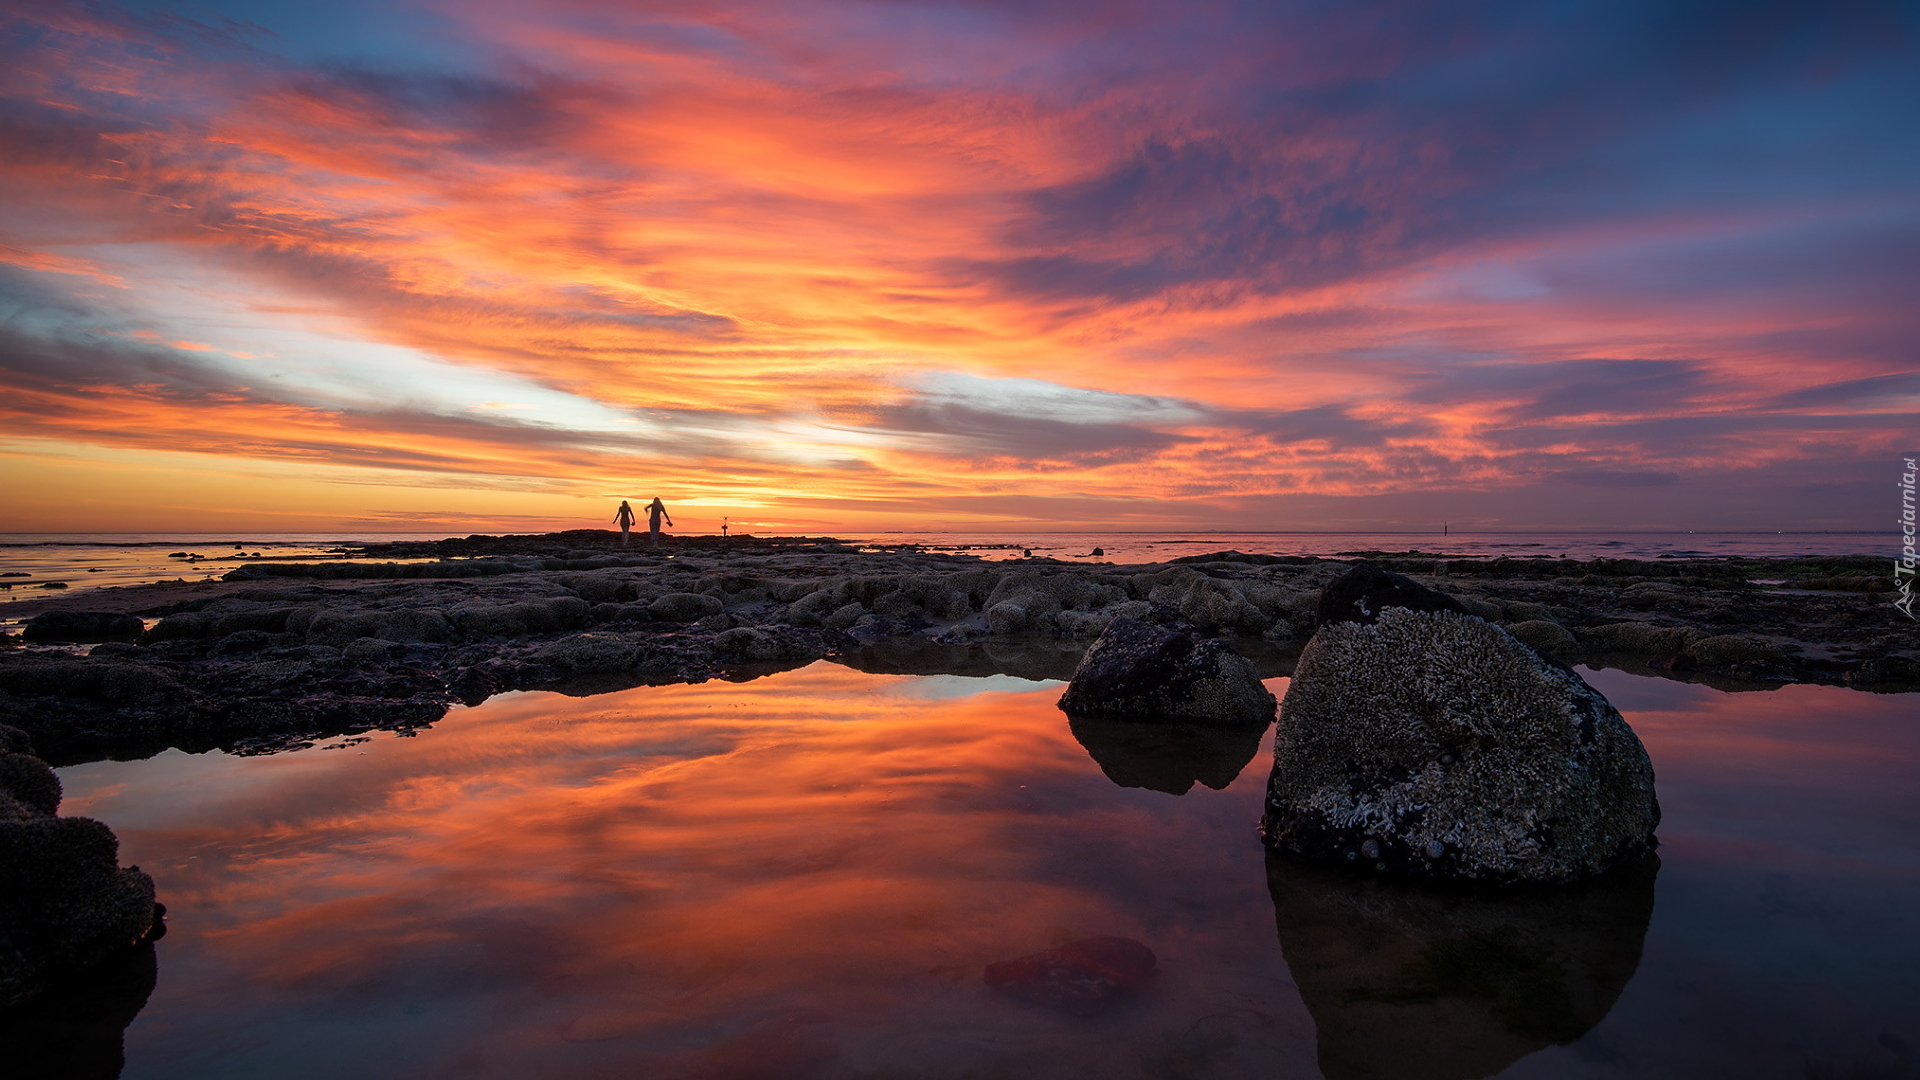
[1057,617,1275,725]
[984,936,1157,1016]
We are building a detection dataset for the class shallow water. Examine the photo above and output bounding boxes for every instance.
[35,665,1920,1079]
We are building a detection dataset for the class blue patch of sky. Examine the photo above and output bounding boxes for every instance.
[106,0,493,78]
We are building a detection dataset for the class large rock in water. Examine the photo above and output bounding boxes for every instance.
[1056,617,1276,724]
[0,724,161,1010]
[1263,567,1658,886]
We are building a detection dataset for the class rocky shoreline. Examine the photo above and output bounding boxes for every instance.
[0,531,1911,767]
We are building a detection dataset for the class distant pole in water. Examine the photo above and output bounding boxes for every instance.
[1443,522,1449,536]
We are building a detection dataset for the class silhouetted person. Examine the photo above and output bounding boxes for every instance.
[721,517,729,538]
[647,497,673,545]
[613,500,637,546]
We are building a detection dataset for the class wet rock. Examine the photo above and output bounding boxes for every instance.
[649,592,724,623]
[1505,620,1575,656]
[1268,850,1658,1080]
[1684,634,1790,670]
[21,613,143,645]
[714,622,817,664]
[984,571,1129,637]
[1315,563,1468,628]
[307,608,451,646]
[450,597,590,639]
[1067,714,1269,795]
[446,664,503,706]
[1581,621,1700,654]
[1262,606,1659,885]
[212,630,273,656]
[1057,617,1276,724]
[533,633,638,675]
[984,936,1158,1016]
[0,726,160,1010]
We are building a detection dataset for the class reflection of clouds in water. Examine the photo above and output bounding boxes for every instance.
[44,664,1920,1077]
[59,664,1314,1077]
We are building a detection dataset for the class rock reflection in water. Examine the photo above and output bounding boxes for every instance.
[1267,850,1657,1080]
[0,942,158,1080]
[1068,715,1270,795]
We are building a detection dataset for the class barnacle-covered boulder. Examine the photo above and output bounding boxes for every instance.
[1262,567,1658,886]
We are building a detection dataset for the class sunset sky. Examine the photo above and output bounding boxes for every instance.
[1,0,1913,534]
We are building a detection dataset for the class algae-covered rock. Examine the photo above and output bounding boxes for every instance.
[1057,617,1276,724]
[1262,606,1659,886]
[21,613,143,645]
[533,633,640,675]
[649,592,724,623]
[0,725,160,1010]
[1506,619,1576,656]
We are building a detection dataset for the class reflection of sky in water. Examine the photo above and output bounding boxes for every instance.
[53,664,1920,1079]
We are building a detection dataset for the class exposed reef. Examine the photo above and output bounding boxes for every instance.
[0,532,1910,767]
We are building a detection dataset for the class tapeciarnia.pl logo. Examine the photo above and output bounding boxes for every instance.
[1898,456,1917,620]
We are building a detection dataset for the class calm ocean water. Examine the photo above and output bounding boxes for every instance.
[0,530,1891,605]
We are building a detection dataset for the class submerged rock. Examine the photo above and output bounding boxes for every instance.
[1056,617,1276,724]
[984,936,1158,1016]
[1268,849,1658,1080]
[1262,600,1659,886]
[0,725,161,1010]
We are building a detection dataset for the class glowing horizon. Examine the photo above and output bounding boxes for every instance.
[1,1,1914,534]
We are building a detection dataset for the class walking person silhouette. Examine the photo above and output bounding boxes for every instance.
[613,500,637,546]
[646,497,673,545]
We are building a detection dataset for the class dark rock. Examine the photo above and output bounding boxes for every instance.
[1268,850,1657,1080]
[0,742,159,1009]
[445,665,502,707]
[533,633,638,675]
[984,936,1158,1016]
[1067,714,1269,795]
[212,630,273,656]
[1057,617,1275,724]
[21,613,143,645]
[1315,563,1467,628]
[648,593,724,623]
[1263,607,1659,886]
